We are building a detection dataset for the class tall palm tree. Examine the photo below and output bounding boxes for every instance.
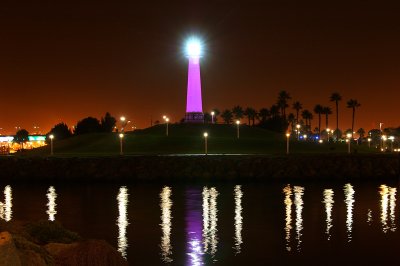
[232,106,244,120]
[301,110,313,132]
[287,113,295,132]
[277,90,291,119]
[244,107,257,126]
[330,92,342,139]
[347,99,361,138]
[292,101,303,124]
[258,108,270,123]
[322,106,332,129]
[221,109,233,124]
[313,104,324,136]
[270,105,280,118]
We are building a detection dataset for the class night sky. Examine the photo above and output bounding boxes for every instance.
[1,1,399,134]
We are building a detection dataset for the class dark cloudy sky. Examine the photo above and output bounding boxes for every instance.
[0,0,399,134]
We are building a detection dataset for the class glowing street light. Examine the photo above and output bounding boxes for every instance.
[286,133,290,155]
[163,116,170,136]
[204,132,208,155]
[326,128,330,142]
[346,133,352,154]
[367,138,371,148]
[49,134,54,156]
[389,136,395,152]
[303,134,307,141]
[211,111,215,124]
[236,120,240,139]
[296,124,301,140]
[120,116,127,132]
[119,133,124,155]
[382,135,387,152]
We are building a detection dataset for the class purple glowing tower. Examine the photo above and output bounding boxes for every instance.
[185,37,204,123]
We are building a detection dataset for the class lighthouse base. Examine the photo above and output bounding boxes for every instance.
[185,112,204,123]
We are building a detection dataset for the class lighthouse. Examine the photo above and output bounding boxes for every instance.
[184,37,204,123]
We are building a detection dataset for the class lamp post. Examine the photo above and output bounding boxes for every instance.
[296,124,300,140]
[165,118,169,136]
[236,120,240,139]
[120,116,126,132]
[382,135,387,152]
[303,134,307,141]
[286,133,290,155]
[346,133,352,154]
[389,136,395,152]
[204,132,208,155]
[211,111,215,124]
[119,133,124,155]
[326,128,330,142]
[49,134,54,156]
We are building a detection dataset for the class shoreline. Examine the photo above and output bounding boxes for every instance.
[0,154,399,182]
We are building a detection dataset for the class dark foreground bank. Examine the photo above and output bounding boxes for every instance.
[0,154,399,182]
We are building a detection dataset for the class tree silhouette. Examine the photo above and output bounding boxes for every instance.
[270,105,280,118]
[347,99,361,138]
[221,109,233,124]
[244,107,257,126]
[292,101,303,124]
[258,108,270,123]
[74,117,101,135]
[48,123,72,140]
[287,113,295,132]
[313,104,324,136]
[14,129,29,150]
[277,90,291,119]
[330,92,342,139]
[100,112,117,132]
[232,106,244,120]
[301,110,313,132]
[204,112,212,123]
[322,106,332,129]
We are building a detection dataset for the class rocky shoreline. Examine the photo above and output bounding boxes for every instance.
[0,220,127,266]
[0,154,399,182]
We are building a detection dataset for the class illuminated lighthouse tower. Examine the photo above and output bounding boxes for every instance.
[185,37,204,123]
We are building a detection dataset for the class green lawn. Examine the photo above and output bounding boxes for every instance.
[26,124,377,156]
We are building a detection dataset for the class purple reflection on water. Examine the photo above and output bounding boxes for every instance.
[186,57,203,113]
[186,188,204,266]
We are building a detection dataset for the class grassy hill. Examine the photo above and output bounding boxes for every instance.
[27,124,373,156]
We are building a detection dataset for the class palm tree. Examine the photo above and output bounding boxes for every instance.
[270,105,280,118]
[232,106,244,120]
[347,99,361,137]
[277,90,291,119]
[287,113,295,132]
[244,107,257,126]
[292,101,303,123]
[301,110,313,132]
[322,106,332,129]
[221,109,233,124]
[258,108,270,123]
[357,128,365,140]
[330,92,342,139]
[313,104,324,136]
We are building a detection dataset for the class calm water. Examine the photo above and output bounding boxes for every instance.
[1,180,400,265]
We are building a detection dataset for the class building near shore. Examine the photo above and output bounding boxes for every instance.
[0,135,47,154]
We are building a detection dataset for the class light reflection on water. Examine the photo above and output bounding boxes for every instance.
[323,189,334,240]
[117,186,129,259]
[233,185,243,254]
[4,185,12,222]
[160,186,173,263]
[283,185,293,252]
[46,186,57,221]
[4,182,400,264]
[344,183,355,242]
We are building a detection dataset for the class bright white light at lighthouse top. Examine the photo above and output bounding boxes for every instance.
[186,37,202,58]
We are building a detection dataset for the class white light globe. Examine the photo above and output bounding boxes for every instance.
[186,37,202,58]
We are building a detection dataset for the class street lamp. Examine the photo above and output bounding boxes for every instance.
[119,133,124,155]
[236,120,240,139]
[346,133,352,154]
[303,134,307,141]
[203,132,208,155]
[296,124,301,140]
[163,117,169,136]
[389,136,395,152]
[382,135,387,152]
[120,116,127,132]
[326,128,330,142]
[49,134,54,156]
[211,111,215,124]
[286,133,290,155]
